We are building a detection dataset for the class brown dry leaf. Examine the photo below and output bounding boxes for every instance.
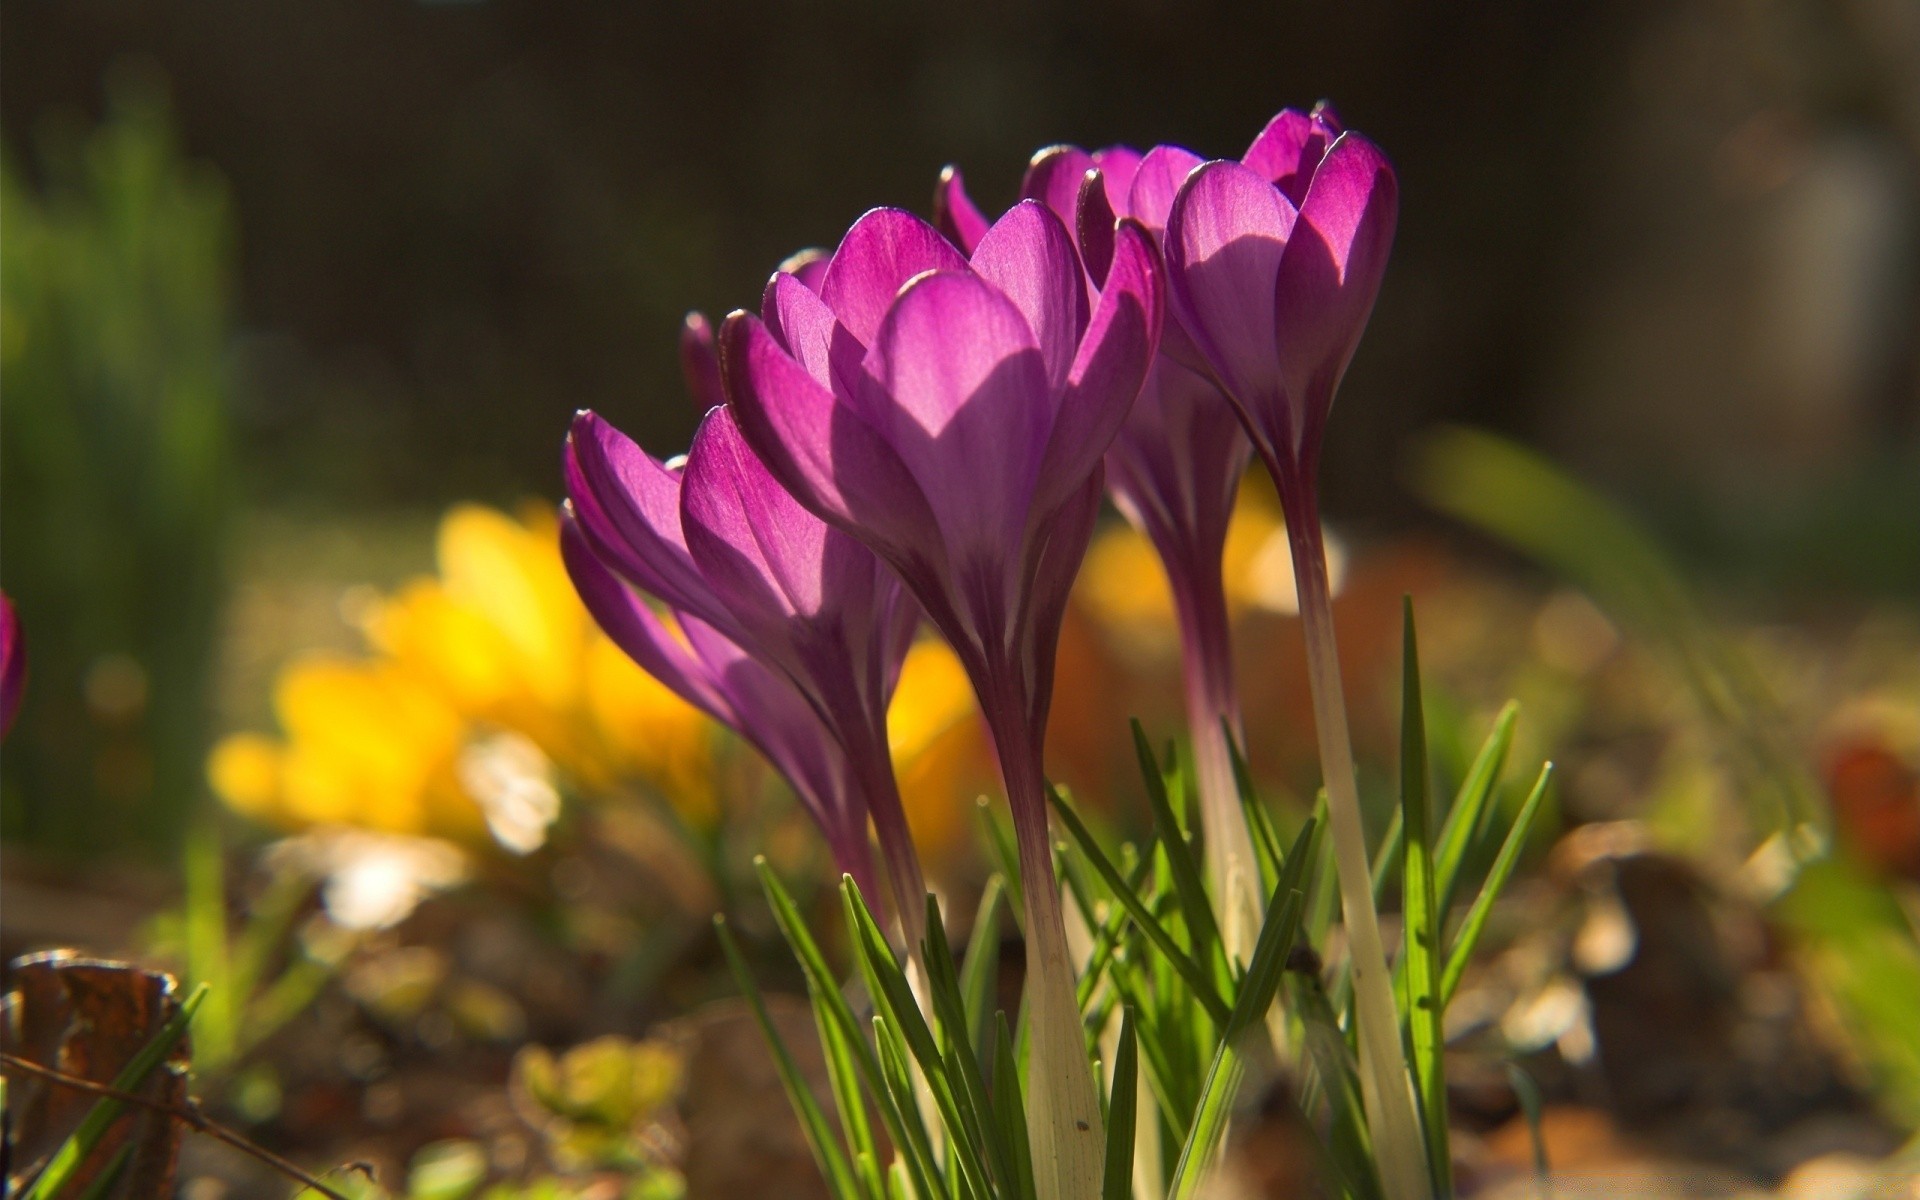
[2,950,192,1198]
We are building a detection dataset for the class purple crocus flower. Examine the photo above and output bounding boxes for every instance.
[1,591,24,738]
[722,201,1162,1199]
[1162,108,1428,1200]
[561,405,926,939]
[941,141,1265,963]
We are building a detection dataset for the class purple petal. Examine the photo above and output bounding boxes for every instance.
[564,411,731,630]
[761,271,842,389]
[1272,132,1398,446]
[1019,144,1096,226]
[968,200,1088,393]
[1105,356,1251,575]
[862,270,1052,561]
[1035,219,1161,513]
[721,311,941,559]
[1076,168,1118,288]
[1164,160,1297,415]
[679,312,725,413]
[779,247,831,292]
[0,592,24,737]
[559,513,734,724]
[819,208,968,346]
[681,406,839,626]
[1126,144,1205,235]
[1016,469,1106,736]
[934,164,992,255]
[1091,146,1143,211]
[1241,108,1340,207]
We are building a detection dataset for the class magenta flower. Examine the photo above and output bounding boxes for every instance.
[941,138,1265,961]
[1,591,24,738]
[561,405,926,934]
[1162,107,1428,1200]
[722,201,1161,1198]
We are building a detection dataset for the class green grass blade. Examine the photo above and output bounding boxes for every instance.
[1131,721,1226,971]
[24,983,206,1200]
[991,1014,1038,1200]
[870,1015,957,1200]
[1048,788,1231,1027]
[1399,600,1452,1197]
[923,893,1030,1200]
[1504,1062,1552,1187]
[975,798,1026,923]
[959,876,1007,1068]
[1294,975,1383,1200]
[1432,702,1519,918]
[715,915,862,1200]
[1441,764,1555,1003]
[1102,1011,1139,1200]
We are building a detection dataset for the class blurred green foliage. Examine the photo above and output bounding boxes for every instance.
[1,71,235,857]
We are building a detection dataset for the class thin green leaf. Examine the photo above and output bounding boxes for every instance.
[715,915,862,1200]
[71,1144,133,1200]
[1048,789,1232,1027]
[1433,702,1520,918]
[1399,599,1452,1197]
[1294,975,1383,1200]
[871,1015,957,1200]
[976,798,1026,923]
[959,876,1007,1069]
[1504,1062,1552,1190]
[1441,764,1555,1003]
[923,893,1029,1200]
[1131,721,1228,983]
[1102,1011,1139,1200]
[992,1014,1038,1200]
[1167,820,1317,1199]
[24,983,207,1200]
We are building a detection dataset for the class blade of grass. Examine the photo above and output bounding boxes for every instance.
[1131,722,1226,976]
[23,983,207,1200]
[959,876,1007,1070]
[976,798,1026,924]
[1049,789,1231,1027]
[1398,600,1451,1197]
[715,915,862,1200]
[1504,1062,1552,1195]
[1102,1011,1139,1200]
[922,893,1030,1200]
[991,1014,1038,1200]
[1441,764,1555,1003]
[1432,702,1519,918]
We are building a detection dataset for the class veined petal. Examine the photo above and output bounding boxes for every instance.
[679,312,725,413]
[1019,144,1096,226]
[1076,167,1118,288]
[761,270,841,389]
[1127,144,1205,235]
[968,200,1088,393]
[1273,132,1398,441]
[1165,159,1297,415]
[722,311,941,560]
[863,269,1052,564]
[681,406,838,625]
[934,164,991,255]
[559,513,734,725]
[1091,145,1143,210]
[563,411,725,628]
[0,592,23,737]
[820,208,968,346]
[778,247,831,293]
[1035,219,1161,514]
[1241,107,1339,206]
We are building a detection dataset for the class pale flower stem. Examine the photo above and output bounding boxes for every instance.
[994,703,1105,1200]
[1281,477,1433,1200]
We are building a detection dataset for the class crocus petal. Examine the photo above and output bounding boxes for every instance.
[819,208,968,346]
[778,247,831,293]
[1126,144,1206,235]
[722,311,942,560]
[1105,356,1251,569]
[564,412,733,631]
[968,200,1088,393]
[0,592,24,737]
[679,312,725,413]
[1165,159,1297,415]
[1241,108,1339,207]
[1076,168,1118,289]
[1016,469,1106,733]
[1019,145,1096,227]
[559,514,734,724]
[1034,219,1161,514]
[1272,132,1398,445]
[1091,146,1143,210]
[681,406,838,626]
[861,270,1053,560]
[761,270,843,390]
[934,164,992,255]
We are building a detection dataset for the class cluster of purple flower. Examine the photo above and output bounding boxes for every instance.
[559,103,1400,1199]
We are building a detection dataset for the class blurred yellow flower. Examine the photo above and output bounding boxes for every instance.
[888,639,993,863]
[209,504,719,848]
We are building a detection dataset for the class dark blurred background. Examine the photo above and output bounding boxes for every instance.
[4,0,1917,858]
